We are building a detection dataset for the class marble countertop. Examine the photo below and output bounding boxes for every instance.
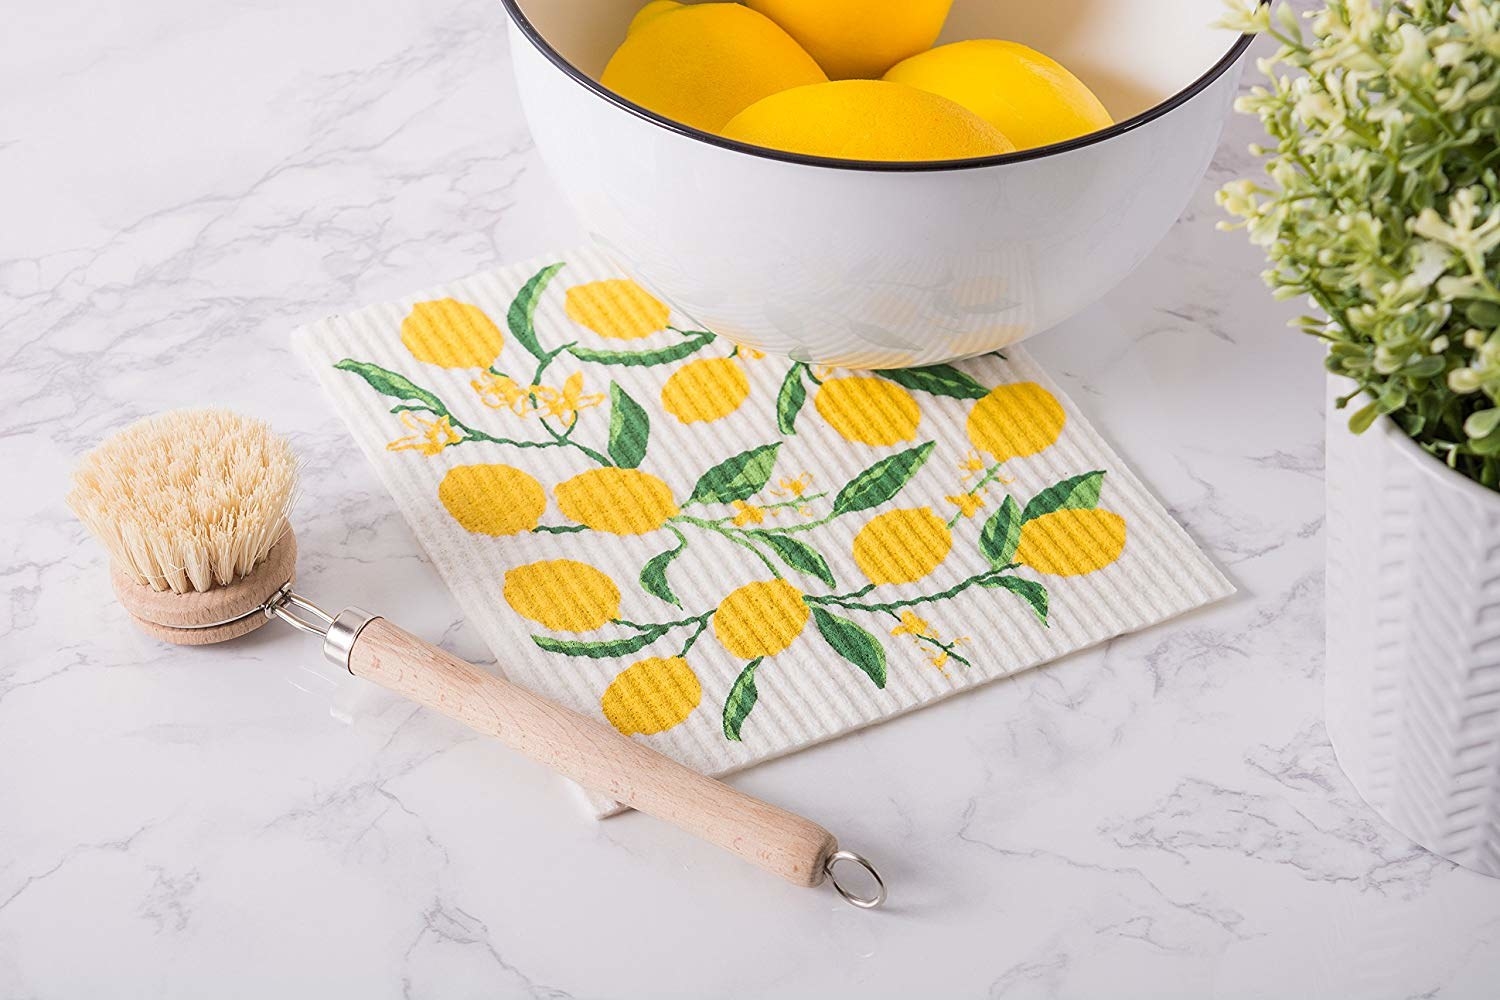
[5,1,1499,996]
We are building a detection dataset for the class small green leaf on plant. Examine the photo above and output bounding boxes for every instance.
[723,658,763,741]
[687,443,781,505]
[1465,408,1500,441]
[811,607,886,688]
[607,382,650,468]
[1348,400,1381,435]
[831,442,935,516]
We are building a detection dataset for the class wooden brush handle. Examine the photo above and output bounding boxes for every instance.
[345,616,838,887]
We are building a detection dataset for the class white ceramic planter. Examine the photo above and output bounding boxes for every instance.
[1326,390,1500,876]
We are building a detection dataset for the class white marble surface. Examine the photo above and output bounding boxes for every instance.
[4,1,1499,997]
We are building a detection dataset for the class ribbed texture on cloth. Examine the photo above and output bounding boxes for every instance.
[294,248,1232,816]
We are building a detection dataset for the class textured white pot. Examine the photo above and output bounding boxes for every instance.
[1326,391,1500,876]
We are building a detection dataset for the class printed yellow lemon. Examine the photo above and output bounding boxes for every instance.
[401,299,503,368]
[747,0,953,80]
[886,40,1113,151]
[814,375,921,446]
[601,656,702,736]
[601,2,827,133]
[438,464,546,536]
[852,507,953,585]
[554,468,679,535]
[713,579,810,659]
[721,80,1015,162]
[966,382,1066,461]
[503,559,621,632]
[661,357,750,424]
[1015,509,1127,576]
[564,279,672,341]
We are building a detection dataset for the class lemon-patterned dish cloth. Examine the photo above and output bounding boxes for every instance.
[294,248,1231,814]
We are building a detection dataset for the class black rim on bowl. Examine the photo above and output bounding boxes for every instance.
[499,1,1261,172]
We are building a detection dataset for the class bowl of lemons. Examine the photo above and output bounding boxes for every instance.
[503,0,1255,368]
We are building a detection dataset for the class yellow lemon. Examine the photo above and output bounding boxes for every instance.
[601,656,702,736]
[661,357,750,424]
[814,375,921,446]
[747,0,952,80]
[504,559,621,632]
[714,579,809,659]
[554,468,679,535]
[1015,509,1127,576]
[438,464,546,536]
[852,507,953,585]
[886,40,1113,151]
[966,382,1066,461]
[401,299,503,368]
[564,279,671,341]
[601,3,827,133]
[627,0,681,33]
[721,80,1014,162]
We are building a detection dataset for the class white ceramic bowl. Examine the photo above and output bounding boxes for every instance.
[503,0,1254,368]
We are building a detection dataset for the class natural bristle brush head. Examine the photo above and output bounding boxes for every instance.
[68,409,300,645]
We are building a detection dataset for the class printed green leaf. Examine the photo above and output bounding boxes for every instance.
[982,576,1050,625]
[876,364,988,401]
[777,365,807,435]
[687,443,781,505]
[566,331,714,367]
[532,628,667,658]
[758,533,836,587]
[723,658,763,741]
[831,442,935,516]
[639,542,684,607]
[607,382,650,469]
[980,495,1023,568]
[811,607,886,688]
[508,262,565,361]
[1021,471,1106,522]
[334,359,447,415]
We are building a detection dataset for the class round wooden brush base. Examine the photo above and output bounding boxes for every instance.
[111,532,298,645]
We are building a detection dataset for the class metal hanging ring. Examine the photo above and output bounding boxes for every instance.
[824,850,886,909]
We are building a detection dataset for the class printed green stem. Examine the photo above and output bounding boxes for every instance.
[447,420,559,452]
[677,616,712,656]
[681,492,829,520]
[759,491,828,513]
[887,609,973,669]
[671,514,782,577]
[613,611,714,634]
[808,568,1016,614]
[744,511,838,536]
[539,416,613,467]
[946,461,1007,528]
